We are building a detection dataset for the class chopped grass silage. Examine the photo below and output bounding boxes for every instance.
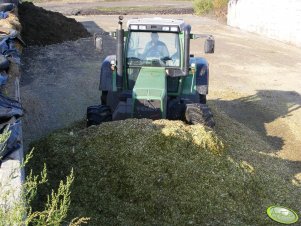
[28,119,300,225]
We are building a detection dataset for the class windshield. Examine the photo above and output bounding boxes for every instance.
[126,31,180,67]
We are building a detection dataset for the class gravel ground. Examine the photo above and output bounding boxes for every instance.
[35,0,193,15]
[73,8,194,16]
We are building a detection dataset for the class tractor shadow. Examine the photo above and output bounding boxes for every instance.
[211,90,301,152]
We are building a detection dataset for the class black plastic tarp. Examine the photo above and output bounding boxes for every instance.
[0,93,23,162]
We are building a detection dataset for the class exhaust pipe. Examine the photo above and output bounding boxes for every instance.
[116,16,124,90]
[183,25,191,76]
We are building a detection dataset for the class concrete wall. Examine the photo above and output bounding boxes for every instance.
[227,0,301,47]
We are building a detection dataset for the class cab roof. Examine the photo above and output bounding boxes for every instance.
[127,17,187,32]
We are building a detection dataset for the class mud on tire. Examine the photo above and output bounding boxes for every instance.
[185,103,215,128]
[87,105,112,127]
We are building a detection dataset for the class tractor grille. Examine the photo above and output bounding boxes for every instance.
[134,99,161,119]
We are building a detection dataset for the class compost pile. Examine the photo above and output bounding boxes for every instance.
[18,2,90,46]
[28,118,300,225]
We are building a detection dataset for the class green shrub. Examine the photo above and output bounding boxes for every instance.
[193,0,213,15]
[213,0,228,9]
[0,146,89,226]
[193,0,229,16]
[213,0,228,17]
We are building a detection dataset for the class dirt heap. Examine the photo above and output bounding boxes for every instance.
[28,118,300,225]
[18,2,90,46]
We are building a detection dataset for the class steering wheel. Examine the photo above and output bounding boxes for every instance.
[160,56,172,62]
[127,57,142,66]
[150,59,166,66]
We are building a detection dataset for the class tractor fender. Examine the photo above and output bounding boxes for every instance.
[99,55,116,91]
[190,57,209,95]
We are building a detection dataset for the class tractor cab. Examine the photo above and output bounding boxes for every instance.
[87,16,215,127]
[125,18,188,90]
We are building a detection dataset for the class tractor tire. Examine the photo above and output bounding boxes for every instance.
[167,98,185,121]
[86,105,112,127]
[185,103,215,128]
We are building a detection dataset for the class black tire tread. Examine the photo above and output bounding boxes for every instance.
[185,103,215,128]
[87,105,112,127]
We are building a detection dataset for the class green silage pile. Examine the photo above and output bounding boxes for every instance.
[28,119,300,225]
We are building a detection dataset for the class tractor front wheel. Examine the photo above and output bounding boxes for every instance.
[185,103,215,128]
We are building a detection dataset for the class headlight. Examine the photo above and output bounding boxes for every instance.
[130,25,138,30]
[139,25,146,30]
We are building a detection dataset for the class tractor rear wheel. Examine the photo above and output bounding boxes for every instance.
[87,105,112,127]
[185,103,215,128]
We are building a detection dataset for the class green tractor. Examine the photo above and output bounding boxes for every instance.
[87,16,215,127]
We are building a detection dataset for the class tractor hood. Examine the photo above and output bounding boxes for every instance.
[132,67,167,119]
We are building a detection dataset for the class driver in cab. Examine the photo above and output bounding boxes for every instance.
[142,32,169,59]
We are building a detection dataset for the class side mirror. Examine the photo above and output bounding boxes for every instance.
[204,36,215,54]
[94,33,103,52]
